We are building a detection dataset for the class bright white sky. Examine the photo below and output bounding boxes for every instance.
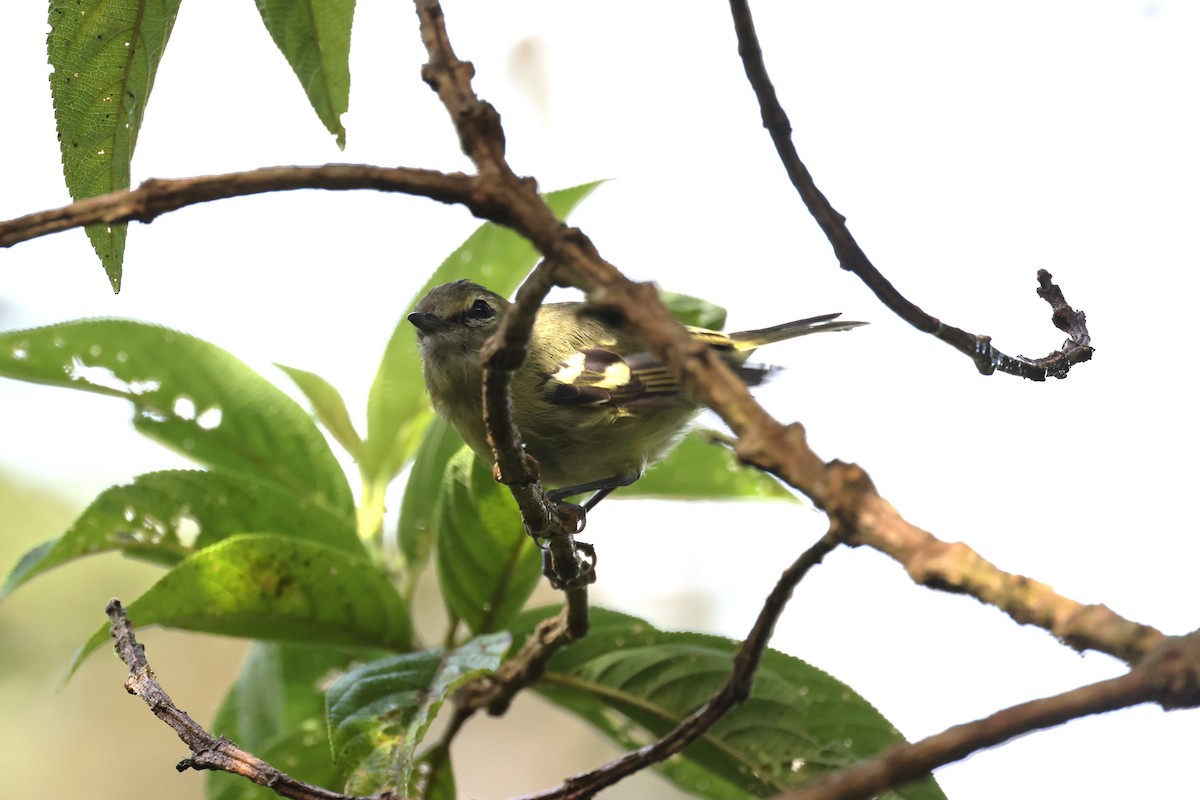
[2,2,1198,799]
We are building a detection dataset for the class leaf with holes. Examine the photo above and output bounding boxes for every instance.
[47,0,182,290]
[0,320,353,514]
[512,607,946,800]
[72,534,411,673]
[0,469,360,603]
[435,448,540,634]
[326,633,508,795]
[255,0,354,148]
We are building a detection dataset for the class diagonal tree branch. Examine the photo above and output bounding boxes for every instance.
[820,463,1165,664]
[518,530,843,800]
[522,626,1200,800]
[105,600,400,800]
[406,0,1158,670]
[727,0,1093,381]
[774,630,1200,800]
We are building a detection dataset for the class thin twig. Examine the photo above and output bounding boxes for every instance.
[105,599,400,800]
[727,0,1093,381]
[518,530,842,800]
[429,608,579,792]
[462,605,577,718]
[0,165,475,248]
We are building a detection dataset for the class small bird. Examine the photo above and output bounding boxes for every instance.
[409,280,864,508]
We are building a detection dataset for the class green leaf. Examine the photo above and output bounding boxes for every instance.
[436,448,541,634]
[363,181,603,487]
[48,0,182,291]
[254,0,354,148]
[661,291,728,330]
[396,416,463,583]
[276,364,365,461]
[206,642,360,800]
[326,633,508,795]
[0,469,360,603]
[423,755,456,800]
[513,607,946,800]
[73,534,411,672]
[0,320,353,514]
[622,430,795,501]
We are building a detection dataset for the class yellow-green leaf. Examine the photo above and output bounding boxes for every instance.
[72,534,412,673]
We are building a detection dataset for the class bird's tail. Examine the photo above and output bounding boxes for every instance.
[727,313,867,351]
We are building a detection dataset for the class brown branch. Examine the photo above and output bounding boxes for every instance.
[411,4,596,772]
[829,480,1164,663]
[454,602,578,721]
[773,631,1200,800]
[414,1,593,615]
[424,605,581,792]
[406,0,1158,666]
[433,261,592,762]
[0,164,476,248]
[105,599,400,800]
[518,530,842,800]
[727,0,1093,381]
[581,289,1157,662]
[481,262,596,612]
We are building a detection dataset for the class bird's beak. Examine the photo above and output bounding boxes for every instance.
[408,312,449,334]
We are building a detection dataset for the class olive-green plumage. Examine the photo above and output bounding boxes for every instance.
[409,280,863,501]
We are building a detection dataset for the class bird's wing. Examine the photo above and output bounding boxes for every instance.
[543,348,680,410]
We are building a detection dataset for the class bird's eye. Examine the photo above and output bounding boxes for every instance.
[466,299,496,320]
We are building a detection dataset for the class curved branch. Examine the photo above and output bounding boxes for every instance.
[727,0,1093,381]
[520,531,842,800]
[0,164,476,248]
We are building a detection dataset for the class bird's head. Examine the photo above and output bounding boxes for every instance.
[408,280,510,353]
